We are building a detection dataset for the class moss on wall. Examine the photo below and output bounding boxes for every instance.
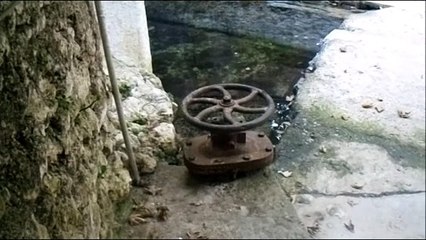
[0,1,130,238]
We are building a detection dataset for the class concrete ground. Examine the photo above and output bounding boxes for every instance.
[280,1,425,238]
[120,163,309,239]
[122,2,425,239]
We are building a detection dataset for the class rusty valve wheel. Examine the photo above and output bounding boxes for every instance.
[181,83,275,132]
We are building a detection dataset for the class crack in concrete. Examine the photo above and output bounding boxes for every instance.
[297,189,426,198]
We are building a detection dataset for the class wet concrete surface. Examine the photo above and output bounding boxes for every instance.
[277,2,426,238]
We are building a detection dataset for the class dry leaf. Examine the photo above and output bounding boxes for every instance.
[307,223,320,236]
[129,213,147,225]
[397,110,411,118]
[278,170,292,178]
[375,106,384,113]
[361,100,374,108]
[344,220,355,233]
[351,183,364,190]
[157,205,169,221]
[143,186,162,196]
[285,94,295,102]
[341,115,350,120]
[190,201,203,207]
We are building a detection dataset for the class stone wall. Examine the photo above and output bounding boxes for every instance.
[101,1,177,174]
[0,2,130,238]
[145,1,349,52]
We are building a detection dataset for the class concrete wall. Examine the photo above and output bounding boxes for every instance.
[145,1,350,52]
[102,1,152,72]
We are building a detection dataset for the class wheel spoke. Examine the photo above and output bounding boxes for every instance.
[234,105,267,114]
[223,108,237,124]
[235,90,258,104]
[212,85,232,99]
[190,97,220,104]
[195,105,222,120]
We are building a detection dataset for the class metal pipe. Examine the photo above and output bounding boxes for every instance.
[0,1,22,22]
[94,1,142,186]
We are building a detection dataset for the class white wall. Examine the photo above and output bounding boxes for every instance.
[101,1,152,72]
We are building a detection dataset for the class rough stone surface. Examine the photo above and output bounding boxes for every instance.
[145,1,349,52]
[0,2,130,238]
[101,2,177,174]
[106,64,177,174]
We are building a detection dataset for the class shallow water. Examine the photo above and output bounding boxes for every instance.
[149,20,315,101]
[148,20,315,144]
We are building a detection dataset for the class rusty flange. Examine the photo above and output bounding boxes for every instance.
[183,131,274,175]
[181,83,276,175]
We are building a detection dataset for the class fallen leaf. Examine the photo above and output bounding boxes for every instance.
[341,115,350,121]
[351,183,364,190]
[397,110,411,118]
[278,170,292,178]
[307,223,320,236]
[128,213,147,225]
[143,186,162,196]
[375,106,384,113]
[190,201,203,207]
[285,94,295,102]
[361,100,374,108]
[344,220,355,233]
[156,205,169,221]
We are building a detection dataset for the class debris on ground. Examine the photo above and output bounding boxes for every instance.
[190,201,204,207]
[157,205,170,221]
[319,145,327,153]
[129,213,148,225]
[344,220,355,233]
[375,106,385,113]
[278,170,293,178]
[341,114,350,120]
[351,182,365,190]
[397,110,411,119]
[143,185,163,196]
[307,222,320,236]
[294,194,313,204]
[326,205,345,219]
[286,94,295,102]
[339,46,347,52]
[347,200,359,207]
[186,231,209,239]
[361,100,374,108]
